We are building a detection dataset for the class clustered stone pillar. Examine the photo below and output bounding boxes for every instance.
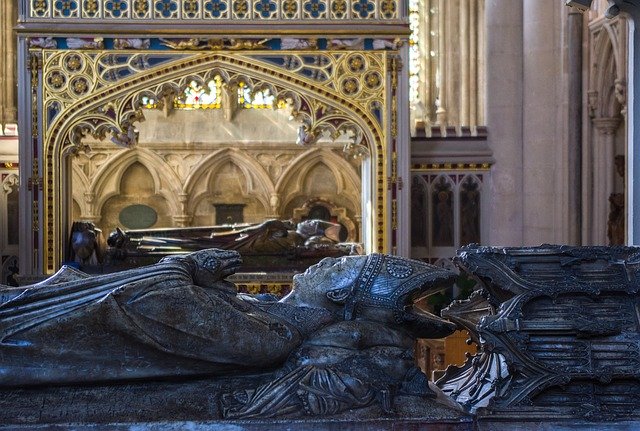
[592,117,621,245]
[484,0,524,245]
[566,8,583,245]
[418,0,484,134]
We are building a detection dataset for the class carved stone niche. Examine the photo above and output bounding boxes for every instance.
[437,245,640,423]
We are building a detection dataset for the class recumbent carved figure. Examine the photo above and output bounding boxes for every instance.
[0,248,456,419]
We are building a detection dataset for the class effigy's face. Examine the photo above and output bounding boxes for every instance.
[284,256,366,312]
[296,219,341,242]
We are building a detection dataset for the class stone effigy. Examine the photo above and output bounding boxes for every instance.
[0,249,470,427]
[437,245,640,422]
[96,219,362,273]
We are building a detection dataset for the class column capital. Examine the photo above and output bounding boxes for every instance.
[172,214,192,227]
[592,117,622,134]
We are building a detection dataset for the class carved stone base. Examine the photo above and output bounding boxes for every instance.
[477,419,640,431]
[2,420,476,431]
[0,377,473,430]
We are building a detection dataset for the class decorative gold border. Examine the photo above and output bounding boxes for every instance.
[28,0,400,21]
[40,49,393,272]
[236,283,292,296]
[410,163,492,171]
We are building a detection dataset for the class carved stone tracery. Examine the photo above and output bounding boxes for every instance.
[38,47,392,272]
[584,9,628,245]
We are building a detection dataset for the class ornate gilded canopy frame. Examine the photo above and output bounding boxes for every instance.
[17,1,410,275]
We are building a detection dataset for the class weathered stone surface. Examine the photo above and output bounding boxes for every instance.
[0,248,462,424]
[438,245,640,421]
[0,378,471,428]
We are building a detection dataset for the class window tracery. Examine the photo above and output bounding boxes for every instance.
[174,76,223,109]
[411,172,484,260]
[142,77,289,110]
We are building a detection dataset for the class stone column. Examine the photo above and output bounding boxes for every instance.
[420,0,433,123]
[609,1,640,244]
[485,0,524,245]
[436,0,447,127]
[468,0,478,130]
[592,117,621,245]
[459,0,470,125]
[566,8,583,245]
[397,45,411,257]
[522,0,569,245]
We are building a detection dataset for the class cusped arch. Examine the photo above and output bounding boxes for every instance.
[90,148,182,217]
[592,27,622,118]
[459,173,484,190]
[42,51,389,270]
[185,148,274,215]
[276,148,360,199]
[48,54,381,162]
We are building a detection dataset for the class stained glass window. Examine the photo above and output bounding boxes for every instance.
[141,96,157,109]
[153,77,292,111]
[174,76,223,109]
[238,82,276,109]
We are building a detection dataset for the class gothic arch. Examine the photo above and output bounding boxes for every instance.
[37,50,392,271]
[276,148,360,199]
[278,149,361,229]
[459,174,484,191]
[185,148,273,216]
[591,23,625,118]
[585,14,628,245]
[90,148,182,218]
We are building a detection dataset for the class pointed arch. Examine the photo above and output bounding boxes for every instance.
[185,148,274,216]
[411,174,429,248]
[431,174,455,248]
[90,148,182,217]
[592,27,623,118]
[277,148,361,222]
[40,50,390,271]
[276,148,360,197]
[459,174,483,246]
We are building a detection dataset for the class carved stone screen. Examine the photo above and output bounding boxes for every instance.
[411,171,486,261]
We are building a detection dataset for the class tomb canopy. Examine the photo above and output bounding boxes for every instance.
[16,0,412,276]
